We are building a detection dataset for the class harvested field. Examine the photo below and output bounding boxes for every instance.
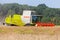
[0,25,60,40]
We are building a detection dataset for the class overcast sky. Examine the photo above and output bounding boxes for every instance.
[0,0,60,8]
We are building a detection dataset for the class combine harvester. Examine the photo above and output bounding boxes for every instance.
[5,10,55,27]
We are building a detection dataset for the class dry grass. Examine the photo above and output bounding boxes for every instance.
[0,25,60,35]
[0,26,60,40]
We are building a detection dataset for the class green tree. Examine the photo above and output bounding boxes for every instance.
[36,4,48,15]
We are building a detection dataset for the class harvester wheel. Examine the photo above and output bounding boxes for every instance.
[24,23,35,26]
[3,23,10,26]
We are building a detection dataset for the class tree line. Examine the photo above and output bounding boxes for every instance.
[0,3,60,25]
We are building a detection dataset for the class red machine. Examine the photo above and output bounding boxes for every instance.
[35,22,55,27]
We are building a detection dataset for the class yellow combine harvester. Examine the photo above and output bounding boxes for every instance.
[5,14,25,26]
[5,10,42,26]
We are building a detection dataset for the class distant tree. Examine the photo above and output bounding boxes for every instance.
[7,9,15,16]
[36,4,48,15]
[41,17,51,22]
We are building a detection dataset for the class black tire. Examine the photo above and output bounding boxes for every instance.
[24,23,35,26]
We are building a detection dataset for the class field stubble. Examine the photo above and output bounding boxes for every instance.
[0,26,60,40]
